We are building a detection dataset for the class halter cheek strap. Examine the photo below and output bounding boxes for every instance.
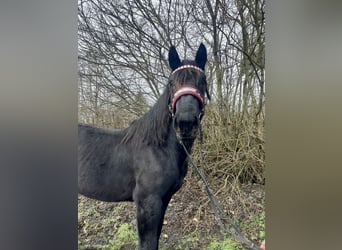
[170,85,205,115]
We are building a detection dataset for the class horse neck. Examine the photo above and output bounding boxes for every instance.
[121,87,171,147]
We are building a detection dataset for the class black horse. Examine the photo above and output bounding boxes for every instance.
[78,44,209,250]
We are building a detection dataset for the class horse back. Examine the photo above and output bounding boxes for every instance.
[78,124,135,202]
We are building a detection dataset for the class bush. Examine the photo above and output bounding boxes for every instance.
[191,104,265,186]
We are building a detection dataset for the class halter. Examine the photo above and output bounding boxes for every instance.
[171,64,204,75]
[169,65,205,117]
[170,84,204,115]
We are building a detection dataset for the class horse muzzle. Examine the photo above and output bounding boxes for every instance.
[173,108,201,140]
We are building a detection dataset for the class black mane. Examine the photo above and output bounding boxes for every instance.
[121,84,172,147]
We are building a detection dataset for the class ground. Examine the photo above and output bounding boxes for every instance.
[78,174,265,250]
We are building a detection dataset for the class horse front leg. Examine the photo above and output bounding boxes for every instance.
[135,194,168,250]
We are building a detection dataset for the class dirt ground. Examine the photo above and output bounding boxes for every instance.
[78,175,265,250]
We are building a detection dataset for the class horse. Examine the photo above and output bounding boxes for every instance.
[78,43,210,250]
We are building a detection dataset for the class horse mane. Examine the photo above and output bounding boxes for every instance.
[121,84,172,147]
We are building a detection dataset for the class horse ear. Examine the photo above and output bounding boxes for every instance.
[168,46,181,71]
[195,43,207,70]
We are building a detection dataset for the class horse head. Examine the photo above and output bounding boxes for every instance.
[168,43,210,140]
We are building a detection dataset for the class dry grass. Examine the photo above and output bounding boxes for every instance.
[192,104,265,186]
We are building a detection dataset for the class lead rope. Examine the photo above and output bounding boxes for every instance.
[178,124,261,250]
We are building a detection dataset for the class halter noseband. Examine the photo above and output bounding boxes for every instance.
[169,65,205,116]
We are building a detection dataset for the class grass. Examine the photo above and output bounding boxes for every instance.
[107,223,138,250]
[208,238,243,250]
[240,212,265,243]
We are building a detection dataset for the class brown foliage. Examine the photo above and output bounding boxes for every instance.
[192,104,265,186]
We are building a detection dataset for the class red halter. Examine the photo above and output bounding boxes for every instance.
[171,64,204,75]
[170,84,205,115]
